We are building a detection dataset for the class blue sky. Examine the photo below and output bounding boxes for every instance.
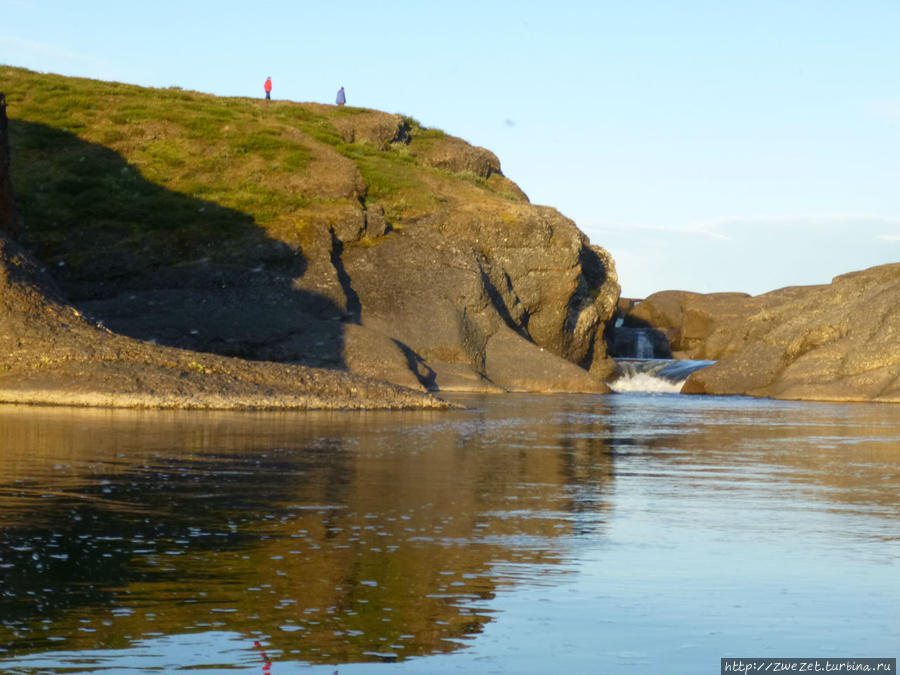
[2,0,898,297]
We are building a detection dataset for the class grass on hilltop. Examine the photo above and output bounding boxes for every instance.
[0,65,524,276]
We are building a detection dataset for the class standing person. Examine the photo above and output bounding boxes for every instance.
[264,77,272,101]
[335,86,346,106]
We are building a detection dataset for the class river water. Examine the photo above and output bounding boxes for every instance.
[0,393,897,673]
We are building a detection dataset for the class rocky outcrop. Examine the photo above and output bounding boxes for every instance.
[0,92,448,410]
[625,290,752,359]
[78,194,618,394]
[18,100,618,394]
[628,265,900,402]
[412,134,500,178]
[0,226,450,409]
[336,208,618,392]
[2,70,620,400]
[0,225,450,409]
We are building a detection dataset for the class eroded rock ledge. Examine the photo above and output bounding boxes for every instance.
[626,264,900,402]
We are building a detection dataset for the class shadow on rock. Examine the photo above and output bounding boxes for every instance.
[10,120,349,368]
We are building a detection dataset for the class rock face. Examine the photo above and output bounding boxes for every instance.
[0,226,450,410]
[0,225,450,410]
[0,91,448,410]
[625,290,752,359]
[333,205,618,393]
[4,71,618,394]
[629,265,900,402]
[72,171,618,395]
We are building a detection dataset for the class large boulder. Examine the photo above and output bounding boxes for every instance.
[237,195,618,393]
[332,204,618,393]
[631,265,900,402]
[626,290,751,359]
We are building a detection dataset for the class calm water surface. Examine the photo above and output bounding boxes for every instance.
[0,393,897,673]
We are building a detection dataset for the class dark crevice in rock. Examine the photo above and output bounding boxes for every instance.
[329,228,361,323]
[477,261,529,342]
[578,333,597,371]
[392,339,437,391]
[567,246,608,332]
[458,307,488,376]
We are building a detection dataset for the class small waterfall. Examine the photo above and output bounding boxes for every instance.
[607,359,714,394]
[604,314,706,392]
[605,324,671,360]
[633,330,654,359]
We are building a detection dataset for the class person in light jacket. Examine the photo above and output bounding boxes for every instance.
[335,87,346,106]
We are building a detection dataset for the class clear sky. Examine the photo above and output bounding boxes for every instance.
[2,0,898,297]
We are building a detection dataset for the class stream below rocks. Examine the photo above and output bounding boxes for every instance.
[607,358,716,393]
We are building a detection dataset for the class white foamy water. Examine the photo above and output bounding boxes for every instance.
[608,358,715,393]
[608,371,685,393]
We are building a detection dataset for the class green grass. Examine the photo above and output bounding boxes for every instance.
[0,64,526,277]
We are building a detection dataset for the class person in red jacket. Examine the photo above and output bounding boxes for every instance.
[264,77,272,101]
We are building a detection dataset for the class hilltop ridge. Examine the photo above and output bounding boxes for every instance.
[0,66,620,405]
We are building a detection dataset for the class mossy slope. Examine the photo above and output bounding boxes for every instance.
[1,66,619,395]
[2,65,525,272]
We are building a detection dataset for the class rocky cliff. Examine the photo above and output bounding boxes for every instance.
[4,67,895,406]
[627,265,900,402]
[2,67,619,395]
[0,87,449,410]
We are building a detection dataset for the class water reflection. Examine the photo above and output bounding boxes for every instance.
[603,394,900,522]
[1,394,897,673]
[0,401,615,665]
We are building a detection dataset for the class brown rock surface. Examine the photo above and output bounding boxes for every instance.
[71,166,617,395]
[336,206,618,393]
[0,93,447,410]
[0,228,449,409]
[0,229,449,410]
[626,290,752,358]
[631,265,900,402]
[2,69,619,400]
